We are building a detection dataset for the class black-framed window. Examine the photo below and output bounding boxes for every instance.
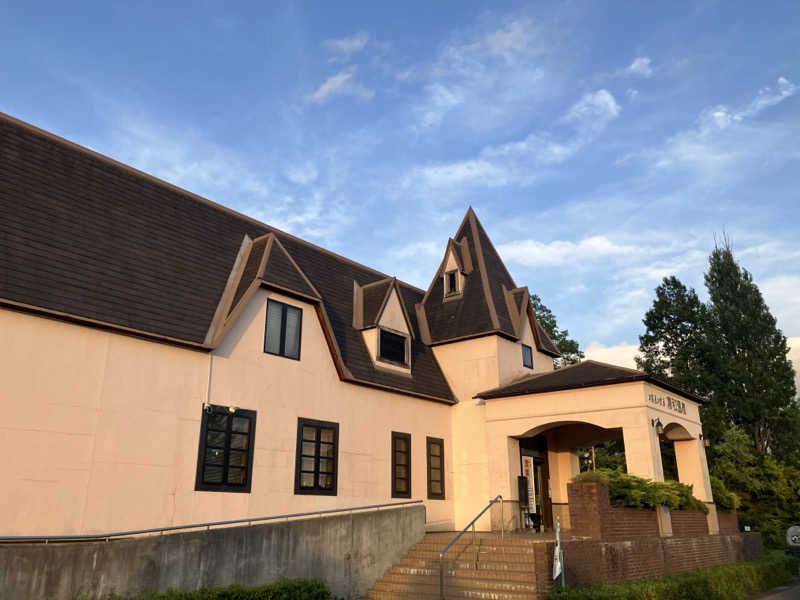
[378,328,408,366]
[295,418,339,495]
[522,344,533,369]
[392,432,411,498]
[195,405,256,493]
[264,299,302,360]
[427,436,445,500]
[445,270,459,295]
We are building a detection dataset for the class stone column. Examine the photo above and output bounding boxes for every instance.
[622,421,665,481]
[674,437,718,533]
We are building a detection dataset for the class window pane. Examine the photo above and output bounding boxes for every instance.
[265,301,283,354]
[319,442,334,457]
[319,474,334,489]
[227,467,245,484]
[431,481,442,495]
[205,448,224,466]
[430,455,441,469]
[232,417,250,433]
[208,414,228,431]
[302,442,316,457]
[395,438,407,452]
[206,431,226,448]
[395,451,408,466]
[320,428,334,443]
[396,465,408,479]
[284,306,301,359]
[396,478,407,493]
[230,433,249,450]
[204,465,223,483]
[522,344,533,368]
[228,450,247,467]
[319,458,333,474]
[303,426,317,441]
[429,443,441,456]
[379,330,407,364]
[430,468,441,482]
[300,473,314,488]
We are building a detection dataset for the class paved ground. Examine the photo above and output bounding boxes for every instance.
[750,580,800,599]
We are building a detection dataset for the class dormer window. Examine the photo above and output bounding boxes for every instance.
[522,344,533,369]
[445,270,459,296]
[378,327,409,367]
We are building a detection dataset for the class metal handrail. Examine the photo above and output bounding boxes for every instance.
[439,495,504,599]
[0,499,423,544]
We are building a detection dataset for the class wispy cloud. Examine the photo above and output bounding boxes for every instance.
[410,16,549,129]
[310,66,375,103]
[623,56,653,78]
[497,235,633,267]
[637,77,799,186]
[323,31,369,63]
[403,88,620,190]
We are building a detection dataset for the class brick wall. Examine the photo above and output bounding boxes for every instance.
[718,510,739,534]
[551,532,763,590]
[671,509,708,537]
[607,507,660,540]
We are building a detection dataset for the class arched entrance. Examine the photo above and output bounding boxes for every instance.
[515,421,623,531]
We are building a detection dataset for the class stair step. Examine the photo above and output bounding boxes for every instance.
[377,574,538,592]
[366,532,550,599]
[390,566,536,581]
[370,580,538,599]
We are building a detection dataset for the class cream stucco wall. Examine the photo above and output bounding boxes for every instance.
[431,316,555,530]
[497,314,553,384]
[0,293,454,536]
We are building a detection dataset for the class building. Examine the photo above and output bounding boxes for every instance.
[0,112,717,538]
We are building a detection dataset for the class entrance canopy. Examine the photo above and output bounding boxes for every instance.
[477,361,715,531]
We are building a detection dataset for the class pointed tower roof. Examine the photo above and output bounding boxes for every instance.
[418,208,560,356]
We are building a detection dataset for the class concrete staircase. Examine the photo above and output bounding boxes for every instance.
[366,532,552,599]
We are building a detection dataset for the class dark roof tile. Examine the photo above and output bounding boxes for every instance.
[476,360,704,403]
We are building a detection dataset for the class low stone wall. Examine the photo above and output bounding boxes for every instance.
[671,509,709,537]
[0,504,426,600]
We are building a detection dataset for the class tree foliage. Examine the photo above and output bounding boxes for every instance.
[530,293,584,366]
[637,243,798,459]
[703,242,798,458]
[637,240,800,546]
[710,427,800,546]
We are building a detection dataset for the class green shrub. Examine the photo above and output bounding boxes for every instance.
[108,578,338,600]
[572,469,708,513]
[710,475,741,511]
[546,551,799,600]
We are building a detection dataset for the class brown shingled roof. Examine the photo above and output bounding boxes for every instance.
[475,360,705,403]
[419,208,561,357]
[0,112,455,404]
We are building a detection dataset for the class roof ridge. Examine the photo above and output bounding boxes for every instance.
[0,111,426,294]
[468,210,501,330]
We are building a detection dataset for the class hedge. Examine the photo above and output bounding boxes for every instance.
[106,578,340,600]
[572,469,708,513]
[545,551,799,600]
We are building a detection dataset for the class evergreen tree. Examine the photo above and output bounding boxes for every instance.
[530,294,584,366]
[704,241,798,458]
[635,276,727,442]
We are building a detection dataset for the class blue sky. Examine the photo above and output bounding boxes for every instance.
[2,1,799,367]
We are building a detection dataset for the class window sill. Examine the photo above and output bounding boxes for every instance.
[294,488,338,496]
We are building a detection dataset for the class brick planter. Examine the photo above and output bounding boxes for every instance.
[717,510,739,534]
[567,480,659,540]
[671,509,708,537]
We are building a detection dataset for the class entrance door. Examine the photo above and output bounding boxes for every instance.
[519,435,553,530]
